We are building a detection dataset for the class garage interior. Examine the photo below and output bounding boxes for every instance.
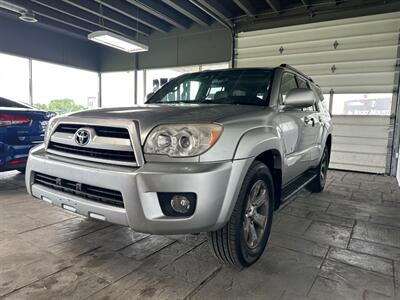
[1,0,400,299]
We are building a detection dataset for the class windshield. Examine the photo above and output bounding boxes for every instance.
[148,69,274,106]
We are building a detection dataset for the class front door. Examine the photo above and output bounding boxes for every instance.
[278,72,320,184]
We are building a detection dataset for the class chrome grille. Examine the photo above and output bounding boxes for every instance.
[34,172,124,208]
[47,122,139,166]
[55,124,130,139]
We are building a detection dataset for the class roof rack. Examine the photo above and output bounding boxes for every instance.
[279,64,314,83]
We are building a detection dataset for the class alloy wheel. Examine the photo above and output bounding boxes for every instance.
[243,180,269,249]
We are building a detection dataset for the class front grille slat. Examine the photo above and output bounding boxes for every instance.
[48,142,135,162]
[34,172,124,208]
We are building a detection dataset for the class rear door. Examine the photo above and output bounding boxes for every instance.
[296,77,323,166]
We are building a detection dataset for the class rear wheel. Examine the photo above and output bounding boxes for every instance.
[208,161,274,268]
[16,167,26,174]
[306,147,329,193]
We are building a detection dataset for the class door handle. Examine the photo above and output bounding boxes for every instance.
[304,116,315,126]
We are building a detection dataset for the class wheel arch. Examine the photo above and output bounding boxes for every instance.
[234,126,284,210]
[254,149,283,210]
[325,134,332,160]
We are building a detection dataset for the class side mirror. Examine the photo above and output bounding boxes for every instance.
[284,88,315,109]
[46,111,57,119]
[146,92,155,101]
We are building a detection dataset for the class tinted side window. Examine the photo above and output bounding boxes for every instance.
[280,73,298,103]
[296,76,309,89]
[297,78,318,112]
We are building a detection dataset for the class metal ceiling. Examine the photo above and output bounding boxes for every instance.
[0,0,399,42]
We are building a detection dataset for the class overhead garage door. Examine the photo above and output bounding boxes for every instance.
[235,12,400,174]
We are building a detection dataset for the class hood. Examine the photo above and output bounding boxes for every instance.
[68,103,265,141]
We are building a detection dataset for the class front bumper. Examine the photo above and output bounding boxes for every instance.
[0,142,40,171]
[26,145,252,234]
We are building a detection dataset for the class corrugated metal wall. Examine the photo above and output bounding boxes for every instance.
[235,12,400,173]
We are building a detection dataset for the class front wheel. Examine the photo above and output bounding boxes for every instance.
[207,161,275,268]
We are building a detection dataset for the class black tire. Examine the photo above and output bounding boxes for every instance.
[306,147,329,193]
[16,168,26,174]
[208,161,275,268]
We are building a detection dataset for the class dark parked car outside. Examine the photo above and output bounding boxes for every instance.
[0,97,52,172]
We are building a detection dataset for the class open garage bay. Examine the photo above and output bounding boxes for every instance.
[1,170,399,299]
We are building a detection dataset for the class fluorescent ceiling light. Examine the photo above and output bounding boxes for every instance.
[88,30,148,53]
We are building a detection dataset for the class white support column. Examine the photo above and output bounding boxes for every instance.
[143,69,147,102]
[98,73,102,108]
[134,69,138,105]
[28,59,33,106]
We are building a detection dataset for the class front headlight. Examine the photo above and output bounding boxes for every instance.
[144,124,222,157]
[44,117,59,144]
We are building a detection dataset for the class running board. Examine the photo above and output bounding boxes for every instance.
[281,170,317,204]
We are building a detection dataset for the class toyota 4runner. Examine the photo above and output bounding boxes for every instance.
[26,64,332,268]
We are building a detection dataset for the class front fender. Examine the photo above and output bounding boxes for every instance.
[234,126,284,160]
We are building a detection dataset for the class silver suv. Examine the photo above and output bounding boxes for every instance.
[26,64,332,268]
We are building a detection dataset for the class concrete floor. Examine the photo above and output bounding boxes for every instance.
[0,170,399,300]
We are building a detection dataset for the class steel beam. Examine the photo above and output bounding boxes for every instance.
[300,0,310,7]
[93,0,171,33]
[32,0,148,38]
[7,0,97,32]
[126,0,191,30]
[190,0,233,29]
[265,0,281,13]
[62,0,153,36]
[161,0,212,26]
[233,0,256,17]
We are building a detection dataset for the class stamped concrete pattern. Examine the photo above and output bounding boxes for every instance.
[0,170,399,299]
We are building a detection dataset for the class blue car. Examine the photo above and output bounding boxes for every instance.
[0,97,52,172]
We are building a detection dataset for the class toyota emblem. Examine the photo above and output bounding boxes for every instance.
[74,128,91,146]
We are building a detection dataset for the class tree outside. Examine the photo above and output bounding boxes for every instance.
[35,98,86,114]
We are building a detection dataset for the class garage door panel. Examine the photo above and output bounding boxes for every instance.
[321,85,394,94]
[236,33,398,59]
[333,116,390,126]
[236,45,398,67]
[333,136,388,147]
[236,15,400,47]
[238,12,400,37]
[330,151,387,173]
[332,144,387,155]
[329,161,386,174]
[333,126,389,139]
[313,72,395,87]
[298,60,396,76]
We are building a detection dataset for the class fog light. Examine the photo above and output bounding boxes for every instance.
[158,192,196,217]
[171,195,191,213]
